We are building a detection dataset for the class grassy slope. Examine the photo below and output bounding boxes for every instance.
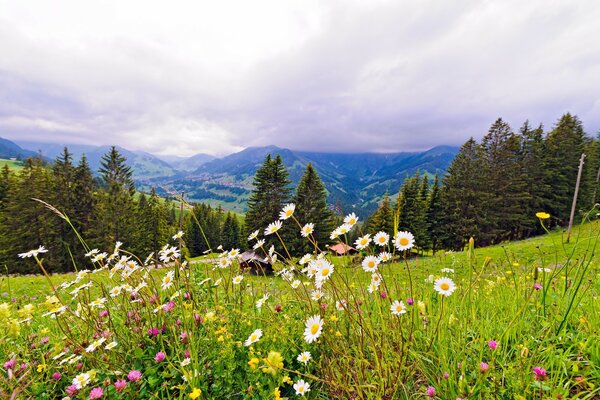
[3,220,597,299]
[0,159,24,171]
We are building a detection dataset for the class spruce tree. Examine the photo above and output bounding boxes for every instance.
[396,173,428,250]
[95,147,136,248]
[292,163,335,254]
[425,174,445,254]
[543,113,588,224]
[221,212,241,250]
[441,138,485,250]
[365,194,394,235]
[245,154,292,246]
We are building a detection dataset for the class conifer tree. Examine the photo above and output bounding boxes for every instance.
[292,163,335,254]
[519,121,548,235]
[245,154,292,246]
[425,174,445,254]
[221,212,241,250]
[441,138,485,250]
[365,194,394,235]
[396,173,428,250]
[95,147,137,248]
[543,114,588,224]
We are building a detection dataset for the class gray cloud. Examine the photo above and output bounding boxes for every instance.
[1,0,599,156]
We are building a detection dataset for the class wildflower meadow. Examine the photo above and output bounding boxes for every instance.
[1,203,599,399]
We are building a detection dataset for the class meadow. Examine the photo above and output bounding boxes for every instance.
[0,208,598,399]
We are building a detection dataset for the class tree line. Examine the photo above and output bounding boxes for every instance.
[365,113,600,251]
[0,147,244,274]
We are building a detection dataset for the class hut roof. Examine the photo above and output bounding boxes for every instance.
[329,242,357,255]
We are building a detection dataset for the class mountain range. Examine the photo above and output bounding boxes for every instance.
[3,137,459,217]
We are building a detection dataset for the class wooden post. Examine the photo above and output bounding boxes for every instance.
[566,153,586,243]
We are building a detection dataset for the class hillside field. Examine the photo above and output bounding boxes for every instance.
[0,218,598,399]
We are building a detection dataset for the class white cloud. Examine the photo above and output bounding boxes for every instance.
[0,0,599,156]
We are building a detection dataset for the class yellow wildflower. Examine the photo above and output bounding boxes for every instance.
[37,364,47,373]
[0,303,11,319]
[335,331,342,337]
[536,212,550,220]
[44,296,60,310]
[262,351,283,375]
[7,318,20,336]
[282,376,292,385]
[217,335,224,342]
[18,304,35,319]
[248,357,259,370]
[189,387,202,399]
[274,387,282,400]
[329,315,338,322]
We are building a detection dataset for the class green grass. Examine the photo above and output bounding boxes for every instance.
[0,219,598,399]
[0,158,24,171]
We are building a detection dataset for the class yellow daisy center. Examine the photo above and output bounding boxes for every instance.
[310,324,320,335]
[441,283,450,291]
[396,305,403,312]
[286,210,293,216]
[250,334,257,341]
[368,261,375,268]
[321,268,329,276]
[399,237,409,246]
[379,237,386,242]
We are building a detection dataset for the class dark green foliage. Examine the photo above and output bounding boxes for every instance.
[396,172,429,251]
[425,175,445,254]
[441,138,485,250]
[186,204,222,256]
[365,194,394,236]
[221,212,242,251]
[245,154,292,247]
[542,114,588,224]
[292,163,335,254]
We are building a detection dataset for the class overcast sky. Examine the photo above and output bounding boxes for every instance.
[1,0,599,157]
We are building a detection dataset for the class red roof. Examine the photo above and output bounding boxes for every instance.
[329,242,357,255]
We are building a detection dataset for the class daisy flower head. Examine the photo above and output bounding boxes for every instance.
[329,227,341,240]
[264,220,282,236]
[303,315,323,343]
[73,372,91,389]
[217,257,231,269]
[232,275,244,285]
[434,277,456,297]
[378,251,392,263]
[374,231,390,246]
[18,245,48,259]
[293,379,311,396]
[244,329,263,346]
[310,290,324,301]
[315,259,334,283]
[344,212,358,226]
[297,351,311,364]
[299,254,312,265]
[371,273,382,286]
[253,239,265,250]
[367,282,378,293]
[161,271,175,290]
[354,234,371,250]
[291,280,301,289]
[390,300,407,315]
[172,231,184,240]
[247,230,259,241]
[301,223,314,237]
[394,231,415,251]
[361,255,380,272]
[279,203,296,220]
[337,223,353,236]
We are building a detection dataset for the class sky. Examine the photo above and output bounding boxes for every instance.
[1,0,600,157]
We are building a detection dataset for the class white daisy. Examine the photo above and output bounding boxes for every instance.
[18,245,48,258]
[354,234,371,250]
[293,379,311,396]
[390,300,407,315]
[361,256,380,272]
[394,231,415,251]
[315,260,334,284]
[434,277,456,297]
[311,290,324,301]
[247,230,259,241]
[291,280,301,289]
[373,231,390,246]
[244,329,263,346]
[301,223,314,237]
[303,315,323,343]
[72,372,91,389]
[299,254,312,265]
[161,271,175,290]
[297,351,311,364]
[172,231,184,240]
[344,212,358,226]
[279,203,296,220]
[378,251,392,262]
[253,239,265,250]
[232,275,243,285]
[264,220,282,236]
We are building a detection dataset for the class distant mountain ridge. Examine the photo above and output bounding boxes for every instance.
[10,137,459,216]
[0,137,40,160]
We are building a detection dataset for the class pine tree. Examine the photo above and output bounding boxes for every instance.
[480,118,530,243]
[425,174,445,254]
[186,204,221,256]
[245,154,292,246]
[221,212,241,250]
[142,188,169,258]
[292,163,335,254]
[72,155,96,249]
[396,173,427,250]
[95,147,137,249]
[543,114,588,224]
[365,194,394,235]
[441,138,485,250]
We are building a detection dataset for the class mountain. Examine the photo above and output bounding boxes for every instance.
[16,141,178,180]
[0,137,41,160]
[162,153,217,171]
[148,145,459,216]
